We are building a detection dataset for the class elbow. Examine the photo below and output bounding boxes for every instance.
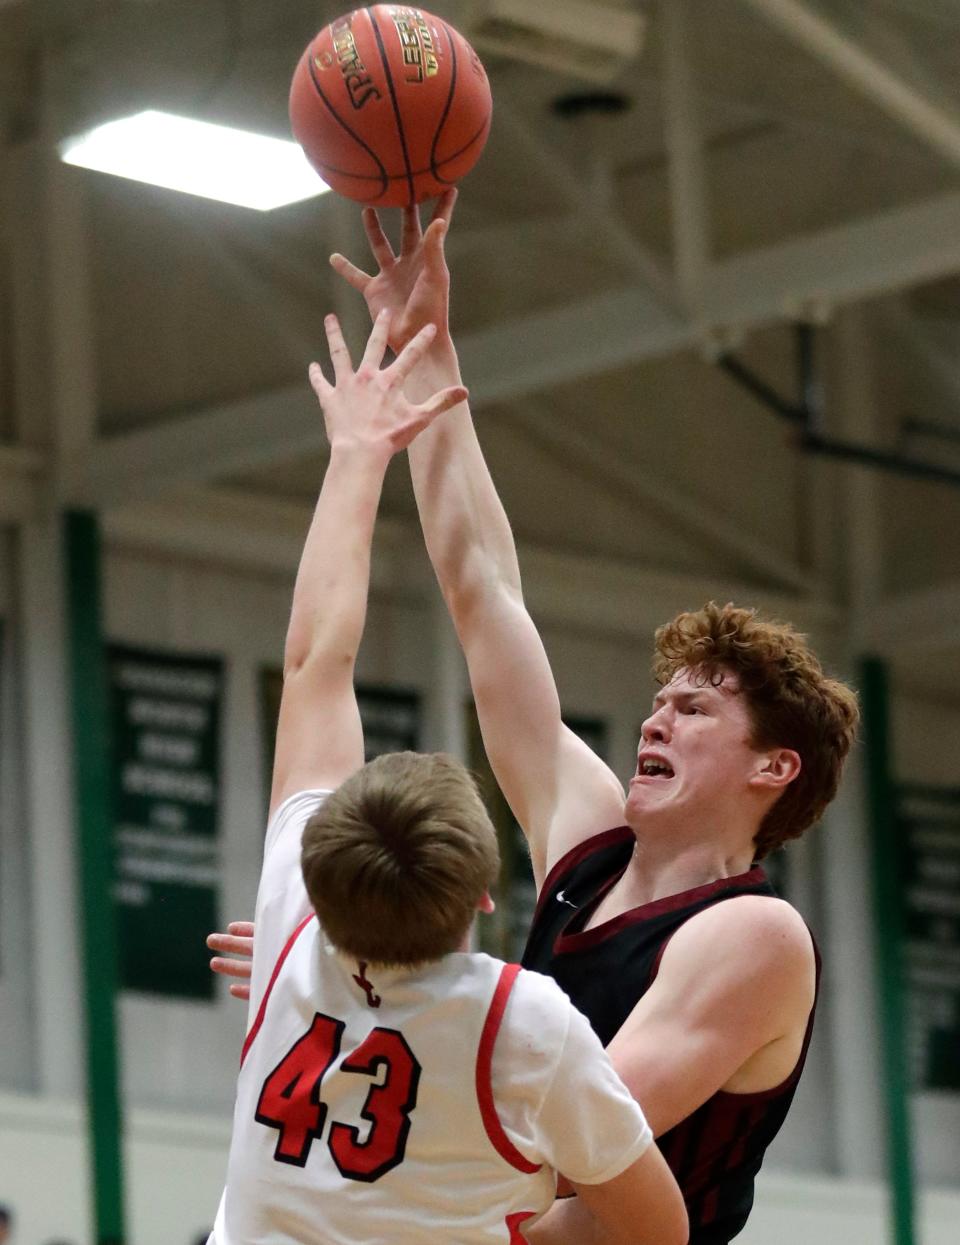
[441,564,523,640]
[283,616,362,680]
[282,621,312,677]
[436,537,521,616]
[282,641,356,684]
[436,550,484,620]
[282,647,307,681]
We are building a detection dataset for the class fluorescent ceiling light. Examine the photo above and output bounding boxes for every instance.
[60,110,329,210]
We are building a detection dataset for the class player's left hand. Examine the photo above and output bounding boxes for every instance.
[329,189,457,353]
[208,921,254,1001]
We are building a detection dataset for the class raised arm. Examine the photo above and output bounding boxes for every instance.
[268,311,467,816]
[330,197,625,886]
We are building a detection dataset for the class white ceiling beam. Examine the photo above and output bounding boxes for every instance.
[103,487,840,641]
[737,0,960,170]
[703,188,960,329]
[97,326,819,592]
[84,284,691,507]
[512,402,816,594]
[493,102,680,312]
[84,186,960,507]
[633,70,931,167]
[83,386,318,506]
[662,0,711,317]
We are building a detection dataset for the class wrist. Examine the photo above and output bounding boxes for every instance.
[327,439,393,475]
[428,327,457,364]
[404,334,462,400]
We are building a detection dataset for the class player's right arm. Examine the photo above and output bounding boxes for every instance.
[409,340,626,889]
[330,198,626,887]
[268,312,466,818]
[248,314,466,999]
[563,1149,689,1245]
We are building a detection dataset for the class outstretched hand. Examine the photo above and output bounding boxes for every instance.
[208,921,254,1001]
[309,309,467,455]
[330,189,457,353]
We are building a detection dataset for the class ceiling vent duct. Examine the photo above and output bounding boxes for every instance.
[465,0,647,84]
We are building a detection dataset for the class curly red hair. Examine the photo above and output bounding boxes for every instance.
[653,602,859,860]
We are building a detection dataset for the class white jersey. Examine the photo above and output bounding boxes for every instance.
[211,791,652,1245]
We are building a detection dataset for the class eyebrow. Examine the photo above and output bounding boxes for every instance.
[652,687,719,710]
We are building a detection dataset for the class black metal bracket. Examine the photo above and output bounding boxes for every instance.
[715,325,960,490]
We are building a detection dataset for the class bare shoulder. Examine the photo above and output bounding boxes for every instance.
[661,894,815,992]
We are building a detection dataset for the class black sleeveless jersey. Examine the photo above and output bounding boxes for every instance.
[522,826,820,1245]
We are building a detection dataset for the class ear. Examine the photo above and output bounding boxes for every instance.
[749,749,801,792]
[477,890,496,915]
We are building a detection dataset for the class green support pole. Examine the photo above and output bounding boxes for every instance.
[861,657,916,1245]
[65,509,126,1245]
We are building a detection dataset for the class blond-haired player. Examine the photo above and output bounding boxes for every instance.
[207,311,688,1245]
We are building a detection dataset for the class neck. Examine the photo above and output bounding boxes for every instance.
[617,829,757,908]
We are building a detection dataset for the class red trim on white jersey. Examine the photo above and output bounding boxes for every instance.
[240,913,315,1068]
[505,1211,536,1243]
[475,963,542,1174]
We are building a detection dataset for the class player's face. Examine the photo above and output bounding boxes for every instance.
[626,667,765,829]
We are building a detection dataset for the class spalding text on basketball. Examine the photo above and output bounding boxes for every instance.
[331,15,383,109]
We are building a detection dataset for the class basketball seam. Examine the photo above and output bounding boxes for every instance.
[429,22,459,183]
[366,6,416,207]
[308,119,491,183]
[306,52,388,198]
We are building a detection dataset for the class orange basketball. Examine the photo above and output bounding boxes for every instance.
[289,5,492,207]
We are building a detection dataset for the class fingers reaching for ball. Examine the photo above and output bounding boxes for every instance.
[417,384,470,424]
[360,308,394,371]
[432,188,457,230]
[323,313,354,382]
[400,204,422,256]
[329,251,372,294]
[363,207,396,269]
[389,322,439,385]
[308,313,466,455]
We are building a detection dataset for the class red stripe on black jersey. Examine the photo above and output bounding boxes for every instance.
[522,826,820,1245]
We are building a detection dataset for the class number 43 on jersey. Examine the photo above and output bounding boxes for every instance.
[256,1012,421,1182]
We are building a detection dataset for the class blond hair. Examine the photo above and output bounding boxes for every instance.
[653,602,860,860]
[301,752,500,966]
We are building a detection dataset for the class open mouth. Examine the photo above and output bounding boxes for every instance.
[638,759,675,780]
